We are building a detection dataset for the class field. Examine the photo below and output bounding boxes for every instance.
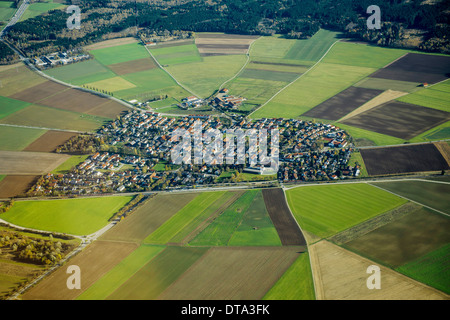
[19,0,66,21]
[0,196,133,235]
[369,53,450,84]
[89,43,150,66]
[341,101,450,140]
[149,44,202,65]
[308,239,448,300]
[0,126,46,151]
[360,144,450,176]
[51,155,89,174]
[0,151,70,175]
[0,1,16,22]
[0,175,39,198]
[23,131,78,153]
[0,96,30,120]
[302,86,383,121]
[285,183,407,239]
[396,79,450,112]
[262,188,306,246]
[195,33,258,56]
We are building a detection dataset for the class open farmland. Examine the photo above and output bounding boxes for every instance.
[0,151,70,175]
[341,101,450,140]
[156,247,302,300]
[21,240,138,300]
[262,188,306,246]
[285,183,407,239]
[302,86,383,121]
[9,80,68,104]
[0,96,30,120]
[0,126,46,151]
[360,144,450,176]
[369,53,450,85]
[195,33,258,56]
[23,131,78,153]
[341,207,450,268]
[0,196,133,235]
[0,175,39,198]
[0,65,47,97]
[106,58,157,76]
[309,240,448,300]
[100,193,198,243]
[149,43,202,65]
[396,79,450,112]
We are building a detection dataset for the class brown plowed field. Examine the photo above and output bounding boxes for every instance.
[107,58,157,76]
[369,53,450,84]
[0,175,39,198]
[99,192,198,243]
[9,80,68,103]
[341,101,450,140]
[37,88,110,113]
[0,151,70,175]
[23,131,79,152]
[360,143,450,176]
[433,142,450,167]
[85,100,129,119]
[302,86,382,120]
[262,188,307,246]
[21,240,138,300]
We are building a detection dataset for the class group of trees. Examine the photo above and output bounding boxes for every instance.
[0,230,73,266]
[56,134,105,154]
[0,200,14,213]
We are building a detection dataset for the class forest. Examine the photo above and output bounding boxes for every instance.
[2,0,450,59]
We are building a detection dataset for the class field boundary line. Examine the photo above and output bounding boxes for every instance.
[0,123,86,134]
[381,53,408,69]
[218,36,261,92]
[367,182,450,217]
[143,44,201,99]
[247,38,341,118]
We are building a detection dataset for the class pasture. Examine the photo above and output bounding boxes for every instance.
[0,196,133,235]
[286,183,407,239]
[360,144,450,176]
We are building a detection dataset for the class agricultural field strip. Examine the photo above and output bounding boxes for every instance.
[368,182,450,217]
[143,45,200,98]
[217,36,260,91]
[248,39,341,117]
[0,123,85,134]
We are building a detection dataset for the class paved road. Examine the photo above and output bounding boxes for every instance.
[0,0,30,38]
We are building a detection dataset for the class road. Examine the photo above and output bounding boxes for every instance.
[0,0,30,38]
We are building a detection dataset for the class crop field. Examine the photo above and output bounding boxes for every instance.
[302,86,383,121]
[21,240,139,300]
[106,58,157,76]
[19,0,66,21]
[195,33,258,56]
[0,96,31,120]
[341,206,450,268]
[369,53,450,84]
[238,68,300,82]
[396,80,450,112]
[371,180,450,214]
[341,101,450,140]
[23,130,78,152]
[262,252,315,300]
[100,193,198,243]
[286,183,407,239]
[0,151,70,175]
[149,44,202,65]
[360,144,450,176]
[0,65,47,97]
[251,63,376,119]
[308,239,448,300]
[0,126,46,151]
[246,61,309,73]
[396,243,450,294]
[227,78,287,106]
[0,175,39,198]
[0,196,133,235]
[0,1,16,22]
[9,80,68,104]
[157,247,302,300]
[89,43,150,66]
[333,122,405,147]
[165,54,248,98]
[353,77,422,93]
[262,188,306,246]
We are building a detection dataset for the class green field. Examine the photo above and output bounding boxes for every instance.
[44,59,116,85]
[227,77,287,105]
[149,44,202,65]
[143,191,228,244]
[19,0,65,21]
[0,104,111,132]
[0,1,16,21]
[396,243,450,294]
[86,76,136,93]
[251,63,376,119]
[239,68,300,82]
[263,252,315,300]
[371,180,450,214]
[0,96,31,120]
[396,80,450,112]
[227,190,281,246]
[335,122,405,146]
[322,42,409,68]
[0,196,133,235]
[51,155,89,174]
[90,43,150,66]
[0,126,46,151]
[286,183,408,239]
[76,244,165,300]
[165,54,248,98]
[189,190,281,246]
[347,151,368,177]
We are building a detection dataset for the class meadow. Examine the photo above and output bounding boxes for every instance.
[149,44,202,65]
[285,183,407,239]
[0,126,46,151]
[396,79,450,112]
[1,196,133,235]
[19,0,66,21]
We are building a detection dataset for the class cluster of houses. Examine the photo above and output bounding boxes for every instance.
[32,51,90,69]
[212,88,246,110]
[28,110,360,196]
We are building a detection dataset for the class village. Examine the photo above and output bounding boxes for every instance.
[27,110,359,196]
